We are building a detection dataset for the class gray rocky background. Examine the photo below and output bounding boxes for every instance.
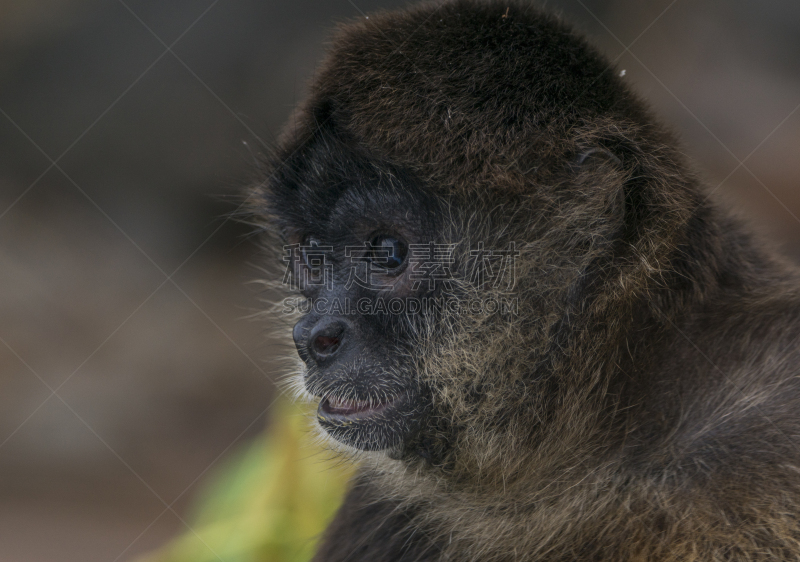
[0,1,798,560]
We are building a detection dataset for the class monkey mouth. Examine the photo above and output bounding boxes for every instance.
[314,388,425,451]
[319,395,398,419]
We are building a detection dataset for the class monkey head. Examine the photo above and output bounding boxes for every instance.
[256,1,700,474]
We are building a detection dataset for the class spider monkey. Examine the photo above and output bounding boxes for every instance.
[253,1,800,560]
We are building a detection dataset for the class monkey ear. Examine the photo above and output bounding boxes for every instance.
[573,147,626,224]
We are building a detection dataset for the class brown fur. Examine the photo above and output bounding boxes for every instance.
[255,1,800,560]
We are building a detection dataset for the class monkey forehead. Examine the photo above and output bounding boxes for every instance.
[288,0,647,193]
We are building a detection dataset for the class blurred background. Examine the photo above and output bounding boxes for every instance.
[0,0,798,560]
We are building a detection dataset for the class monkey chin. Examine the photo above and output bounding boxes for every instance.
[315,390,422,452]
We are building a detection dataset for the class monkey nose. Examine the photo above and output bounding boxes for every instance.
[307,320,347,363]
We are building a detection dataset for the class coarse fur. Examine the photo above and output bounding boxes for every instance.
[251,1,800,560]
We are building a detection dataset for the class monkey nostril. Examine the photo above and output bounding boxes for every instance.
[307,320,347,362]
[313,335,340,355]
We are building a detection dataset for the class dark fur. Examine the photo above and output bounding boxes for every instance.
[253,1,800,560]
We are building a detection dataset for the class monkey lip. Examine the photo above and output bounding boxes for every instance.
[319,395,399,419]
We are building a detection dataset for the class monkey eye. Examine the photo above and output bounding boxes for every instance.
[367,235,407,270]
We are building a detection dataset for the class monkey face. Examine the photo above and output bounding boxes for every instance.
[267,135,443,452]
[263,126,621,460]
